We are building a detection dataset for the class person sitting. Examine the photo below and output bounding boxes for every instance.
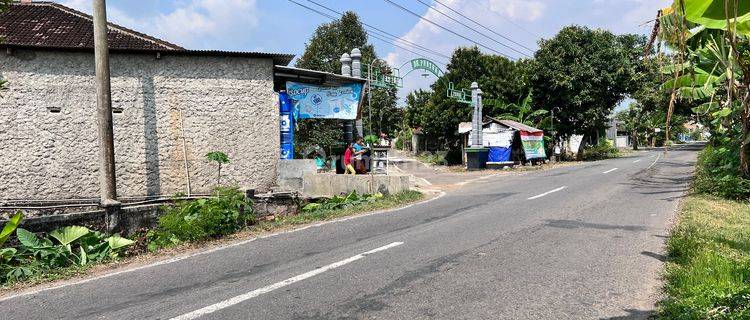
[352,136,367,173]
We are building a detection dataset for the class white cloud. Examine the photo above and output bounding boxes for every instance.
[59,0,261,49]
[153,0,259,48]
[488,0,545,22]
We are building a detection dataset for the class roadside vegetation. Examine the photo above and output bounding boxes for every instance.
[0,187,423,288]
[659,196,750,318]
[651,1,750,317]
[253,190,423,232]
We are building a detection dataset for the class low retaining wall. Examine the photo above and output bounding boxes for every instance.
[302,173,410,198]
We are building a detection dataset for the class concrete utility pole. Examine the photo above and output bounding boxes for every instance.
[340,52,354,143]
[470,82,483,148]
[93,0,120,230]
[350,48,364,138]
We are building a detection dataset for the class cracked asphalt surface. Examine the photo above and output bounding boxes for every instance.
[0,144,701,320]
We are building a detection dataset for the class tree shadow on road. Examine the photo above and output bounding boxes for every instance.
[544,219,647,232]
[600,308,653,319]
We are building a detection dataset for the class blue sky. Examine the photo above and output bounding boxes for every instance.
[59,0,671,101]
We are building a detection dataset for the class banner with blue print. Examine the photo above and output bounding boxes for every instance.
[286,81,364,120]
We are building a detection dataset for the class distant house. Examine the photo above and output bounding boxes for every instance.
[0,1,293,201]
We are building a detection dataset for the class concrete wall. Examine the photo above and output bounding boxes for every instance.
[0,50,279,200]
[302,173,410,198]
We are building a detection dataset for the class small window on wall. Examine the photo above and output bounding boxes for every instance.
[47,105,62,113]
[112,106,123,114]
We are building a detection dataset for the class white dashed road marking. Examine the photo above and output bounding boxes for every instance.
[527,186,567,200]
[603,168,619,174]
[170,242,404,320]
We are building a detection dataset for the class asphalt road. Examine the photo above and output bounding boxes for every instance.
[0,143,701,320]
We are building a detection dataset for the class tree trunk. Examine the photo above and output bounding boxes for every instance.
[576,134,587,161]
[631,129,639,150]
[741,88,750,177]
[218,164,222,185]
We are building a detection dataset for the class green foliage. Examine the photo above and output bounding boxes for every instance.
[302,191,383,213]
[205,151,229,164]
[532,26,645,139]
[0,212,22,247]
[694,144,750,200]
[295,12,398,149]
[657,195,750,318]
[416,151,449,166]
[147,187,253,251]
[206,151,230,185]
[581,139,620,161]
[363,135,378,146]
[0,223,134,284]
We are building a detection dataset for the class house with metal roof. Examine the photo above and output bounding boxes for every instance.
[459,116,547,166]
[0,1,294,203]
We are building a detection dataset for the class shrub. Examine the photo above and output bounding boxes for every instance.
[581,139,620,161]
[693,144,750,200]
[302,191,383,213]
[0,214,134,284]
[148,187,252,250]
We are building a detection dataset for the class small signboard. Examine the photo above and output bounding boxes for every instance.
[446,82,471,104]
[520,131,547,160]
[286,81,364,120]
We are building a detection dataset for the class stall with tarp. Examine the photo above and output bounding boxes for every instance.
[459,117,547,165]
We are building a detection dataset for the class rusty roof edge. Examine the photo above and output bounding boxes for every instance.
[1,44,295,64]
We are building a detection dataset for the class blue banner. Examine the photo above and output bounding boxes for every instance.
[286,81,363,120]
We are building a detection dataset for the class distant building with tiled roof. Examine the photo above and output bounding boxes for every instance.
[0,0,295,203]
[0,1,184,51]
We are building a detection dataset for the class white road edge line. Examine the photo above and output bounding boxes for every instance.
[647,153,662,170]
[169,242,404,320]
[0,192,445,302]
[527,186,566,200]
[602,168,619,174]
[633,159,642,163]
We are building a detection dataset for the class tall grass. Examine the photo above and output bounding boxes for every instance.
[658,195,750,319]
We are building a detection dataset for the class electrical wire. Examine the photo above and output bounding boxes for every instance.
[287,0,449,64]
[456,0,542,40]
[413,0,532,57]
[382,0,514,59]
[306,0,452,60]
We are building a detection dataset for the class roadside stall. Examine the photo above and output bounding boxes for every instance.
[460,117,547,166]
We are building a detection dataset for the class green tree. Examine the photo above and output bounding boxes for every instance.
[294,12,397,153]
[531,26,645,145]
[205,151,229,185]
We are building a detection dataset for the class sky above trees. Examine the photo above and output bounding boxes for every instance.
[58,0,670,100]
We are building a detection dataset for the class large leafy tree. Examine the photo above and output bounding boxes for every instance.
[411,46,533,150]
[531,26,644,143]
[294,12,397,154]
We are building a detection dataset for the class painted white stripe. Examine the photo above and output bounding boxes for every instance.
[647,153,661,170]
[170,242,404,320]
[633,159,642,163]
[0,192,444,302]
[527,186,566,200]
[602,168,619,174]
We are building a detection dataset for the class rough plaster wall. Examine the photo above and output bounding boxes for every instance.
[0,50,278,200]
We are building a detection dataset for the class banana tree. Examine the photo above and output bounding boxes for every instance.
[657,0,750,176]
[498,92,550,129]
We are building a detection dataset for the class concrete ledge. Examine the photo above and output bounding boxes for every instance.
[302,173,409,198]
[277,160,317,191]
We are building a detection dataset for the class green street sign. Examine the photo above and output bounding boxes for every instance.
[364,68,403,89]
[409,58,443,77]
[447,82,471,104]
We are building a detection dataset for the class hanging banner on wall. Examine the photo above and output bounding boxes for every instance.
[520,131,546,160]
[286,81,364,120]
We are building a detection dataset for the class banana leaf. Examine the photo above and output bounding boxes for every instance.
[674,0,750,35]
[0,212,22,247]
